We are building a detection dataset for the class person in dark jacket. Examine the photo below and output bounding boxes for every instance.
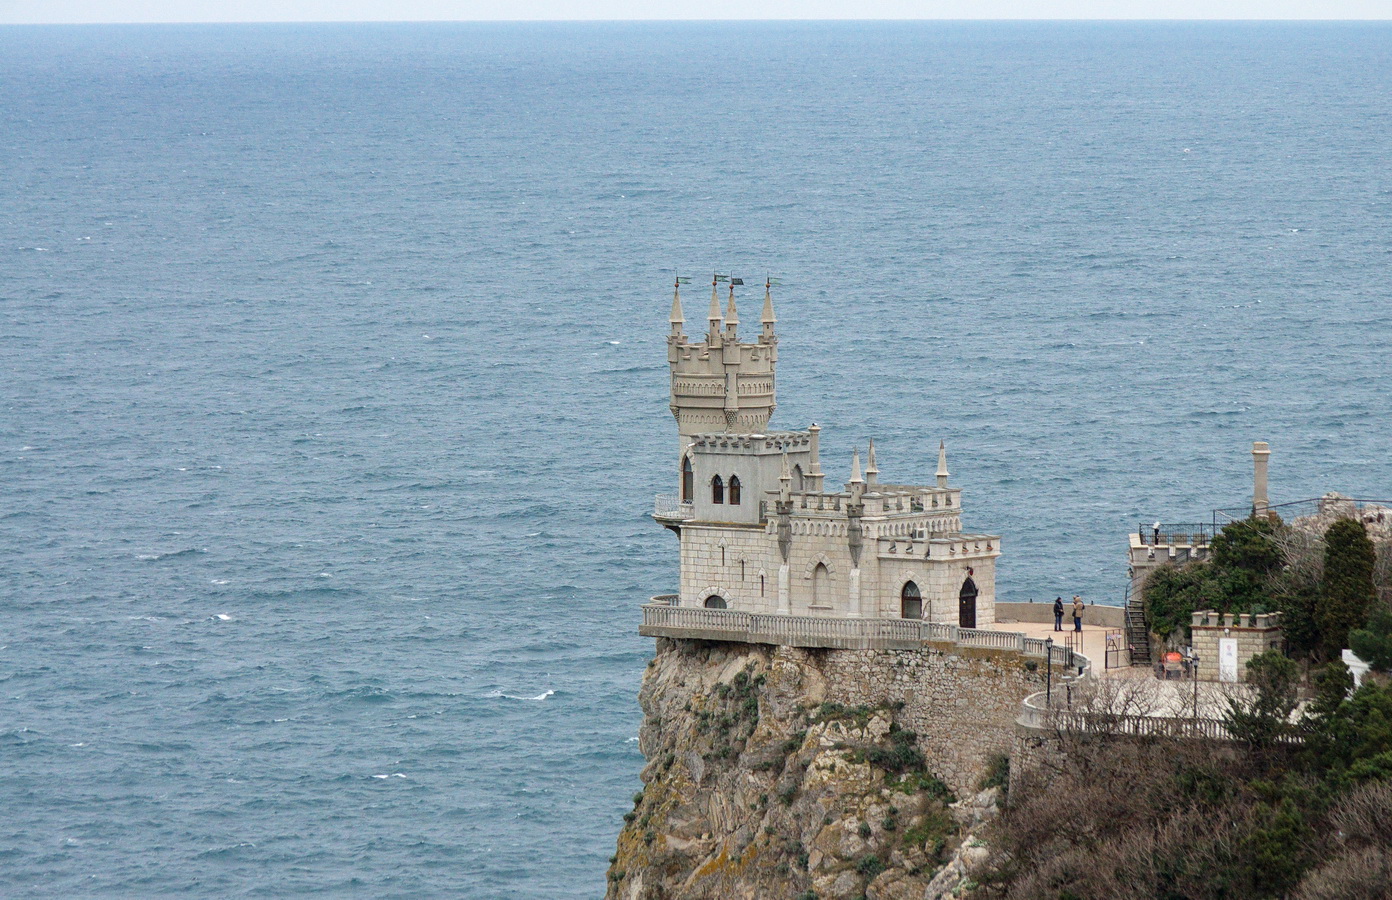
[1052,597,1064,631]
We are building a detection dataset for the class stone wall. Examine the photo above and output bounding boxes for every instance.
[679,522,776,610]
[1189,610,1285,683]
[783,642,1048,795]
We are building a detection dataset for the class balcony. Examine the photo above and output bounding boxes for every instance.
[653,493,695,521]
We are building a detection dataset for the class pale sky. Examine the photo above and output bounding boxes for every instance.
[0,0,1387,23]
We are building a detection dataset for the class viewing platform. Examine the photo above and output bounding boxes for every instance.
[640,596,1084,669]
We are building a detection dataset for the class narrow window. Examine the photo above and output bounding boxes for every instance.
[760,574,765,597]
[681,456,693,501]
[792,464,804,491]
[728,475,742,505]
[711,475,724,504]
[901,581,922,620]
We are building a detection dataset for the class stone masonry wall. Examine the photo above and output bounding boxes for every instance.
[781,642,1048,795]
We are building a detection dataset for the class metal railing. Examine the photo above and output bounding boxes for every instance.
[653,494,694,520]
[640,600,1084,668]
[1214,496,1392,528]
[1137,522,1218,546]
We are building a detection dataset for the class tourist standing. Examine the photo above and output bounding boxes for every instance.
[1052,597,1064,631]
[1072,595,1084,632]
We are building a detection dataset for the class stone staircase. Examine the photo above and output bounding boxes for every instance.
[1125,588,1152,667]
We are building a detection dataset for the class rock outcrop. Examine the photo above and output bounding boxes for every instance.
[606,638,1023,900]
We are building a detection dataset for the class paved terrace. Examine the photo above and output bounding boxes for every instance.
[639,597,1086,671]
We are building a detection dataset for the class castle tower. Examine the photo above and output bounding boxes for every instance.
[668,275,778,462]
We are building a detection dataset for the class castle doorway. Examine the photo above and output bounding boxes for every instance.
[704,595,727,609]
[958,577,978,628]
[900,581,922,619]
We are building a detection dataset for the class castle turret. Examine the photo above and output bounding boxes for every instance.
[936,441,950,489]
[668,274,777,461]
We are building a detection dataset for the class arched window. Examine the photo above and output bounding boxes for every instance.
[711,475,724,504]
[704,595,727,609]
[728,475,742,505]
[959,577,978,628]
[812,562,829,608]
[792,464,804,491]
[681,456,693,501]
[901,581,922,619]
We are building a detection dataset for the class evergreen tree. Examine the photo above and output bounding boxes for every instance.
[1319,518,1378,659]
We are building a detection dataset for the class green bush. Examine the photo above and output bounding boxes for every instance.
[855,854,886,879]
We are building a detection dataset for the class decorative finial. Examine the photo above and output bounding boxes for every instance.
[936,440,950,489]
[779,450,792,501]
[866,439,879,486]
[849,448,863,484]
[670,275,687,336]
[725,278,740,336]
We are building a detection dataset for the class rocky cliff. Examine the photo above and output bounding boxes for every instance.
[605,638,1031,900]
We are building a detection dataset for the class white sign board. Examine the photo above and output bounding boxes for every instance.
[1219,638,1239,683]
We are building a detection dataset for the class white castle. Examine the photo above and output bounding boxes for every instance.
[649,276,1000,634]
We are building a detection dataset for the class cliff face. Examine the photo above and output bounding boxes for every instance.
[606,638,1027,900]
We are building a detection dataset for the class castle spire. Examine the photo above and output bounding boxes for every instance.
[779,450,792,501]
[936,440,950,489]
[866,439,879,487]
[670,277,685,338]
[724,282,739,339]
[849,448,863,485]
[761,279,776,340]
[707,274,723,343]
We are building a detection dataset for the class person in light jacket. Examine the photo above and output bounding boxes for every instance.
[1053,597,1064,632]
[1072,595,1084,632]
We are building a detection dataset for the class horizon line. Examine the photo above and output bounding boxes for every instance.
[3,17,1391,25]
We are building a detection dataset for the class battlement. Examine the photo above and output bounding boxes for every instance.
[667,277,780,456]
[689,431,810,453]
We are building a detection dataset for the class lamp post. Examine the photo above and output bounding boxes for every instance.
[1045,636,1054,707]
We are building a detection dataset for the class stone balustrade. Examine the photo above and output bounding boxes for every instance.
[1016,690,1232,740]
[640,598,1084,668]
[652,494,694,520]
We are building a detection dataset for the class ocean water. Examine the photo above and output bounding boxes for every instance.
[1,20,1389,897]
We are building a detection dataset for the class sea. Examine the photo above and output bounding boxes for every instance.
[1,20,1388,898]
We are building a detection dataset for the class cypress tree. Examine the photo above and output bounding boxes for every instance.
[1318,518,1377,658]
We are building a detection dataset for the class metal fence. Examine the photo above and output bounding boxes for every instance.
[1136,522,1220,545]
